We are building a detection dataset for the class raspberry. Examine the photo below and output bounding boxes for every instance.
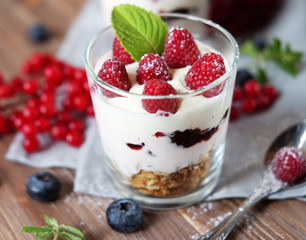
[185,52,226,98]
[97,57,131,97]
[113,37,134,65]
[271,146,306,182]
[142,79,179,114]
[136,53,172,85]
[163,27,201,68]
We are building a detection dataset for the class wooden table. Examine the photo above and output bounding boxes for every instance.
[0,0,305,239]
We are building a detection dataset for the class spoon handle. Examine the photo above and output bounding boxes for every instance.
[199,182,271,240]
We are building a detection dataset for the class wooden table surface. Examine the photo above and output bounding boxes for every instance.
[0,0,305,239]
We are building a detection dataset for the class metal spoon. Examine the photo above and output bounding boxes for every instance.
[199,120,306,240]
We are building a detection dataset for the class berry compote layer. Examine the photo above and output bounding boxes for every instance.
[90,41,233,197]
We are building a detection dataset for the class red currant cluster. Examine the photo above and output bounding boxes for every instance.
[230,79,278,121]
[0,52,94,153]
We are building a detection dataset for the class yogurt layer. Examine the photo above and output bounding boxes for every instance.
[90,42,234,177]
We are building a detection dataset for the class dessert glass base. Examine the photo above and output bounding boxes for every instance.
[85,13,239,210]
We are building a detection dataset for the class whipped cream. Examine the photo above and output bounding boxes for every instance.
[90,42,234,177]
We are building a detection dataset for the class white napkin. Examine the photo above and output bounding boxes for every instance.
[6,0,306,200]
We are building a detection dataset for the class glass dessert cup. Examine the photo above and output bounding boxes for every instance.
[84,13,239,210]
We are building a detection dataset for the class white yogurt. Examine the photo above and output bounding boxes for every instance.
[90,42,233,177]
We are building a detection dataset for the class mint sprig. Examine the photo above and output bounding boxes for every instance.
[241,38,303,78]
[111,4,168,61]
[21,214,85,240]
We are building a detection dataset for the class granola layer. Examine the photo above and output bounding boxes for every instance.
[128,154,211,197]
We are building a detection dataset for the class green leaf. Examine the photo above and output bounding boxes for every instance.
[59,232,84,240]
[256,66,269,85]
[240,40,260,57]
[61,225,85,239]
[111,4,168,61]
[21,225,53,234]
[44,214,58,227]
[263,38,303,76]
[36,231,53,239]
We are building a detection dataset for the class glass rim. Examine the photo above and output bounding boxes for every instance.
[84,12,240,100]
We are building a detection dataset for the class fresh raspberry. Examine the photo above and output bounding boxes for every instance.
[271,146,306,182]
[142,79,179,114]
[136,53,172,85]
[97,57,131,97]
[163,27,201,68]
[185,52,226,98]
[112,37,134,65]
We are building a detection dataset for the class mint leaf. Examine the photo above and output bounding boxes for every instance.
[59,232,84,240]
[21,215,85,240]
[111,4,168,61]
[44,214,58,226]
[241,40,260,57]
[61,224,85,239]
[256,66,269,85]
[21,225,53,234]
[263,38,303,76]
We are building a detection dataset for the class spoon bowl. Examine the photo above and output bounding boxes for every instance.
[200,120,306,240]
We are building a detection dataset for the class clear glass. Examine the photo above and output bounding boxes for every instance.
[84,13,239,210]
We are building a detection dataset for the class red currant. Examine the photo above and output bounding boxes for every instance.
[23,106,40,120]
[68,119,85,132]
[65,130,84,147]
[230,105,239,121]
[261,84,278,101]
[28,52,45,72]
[43,64,63,86]
[26,98,41,108]
[240,97,257,114]
[39,102,57,118]
[232,86,243,101]
[73,94,90,111]
[86,104,95,117]
[23,137,40,153]
[243,79,260,97]
[56,111,71,123]
[65,80,83,96]
[21,122,39,137]
[49,123,67,140]
[0,114,13,134]
[0,84,14,98]
[40,91,55,103]
[34,118,51,132]
[22,79,39,95]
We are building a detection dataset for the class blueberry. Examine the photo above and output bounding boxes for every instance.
[106,198,143,233]
[252,35,266,51]
[26,171,61,202]
[235,69,254,87]
[28,24,50,43]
